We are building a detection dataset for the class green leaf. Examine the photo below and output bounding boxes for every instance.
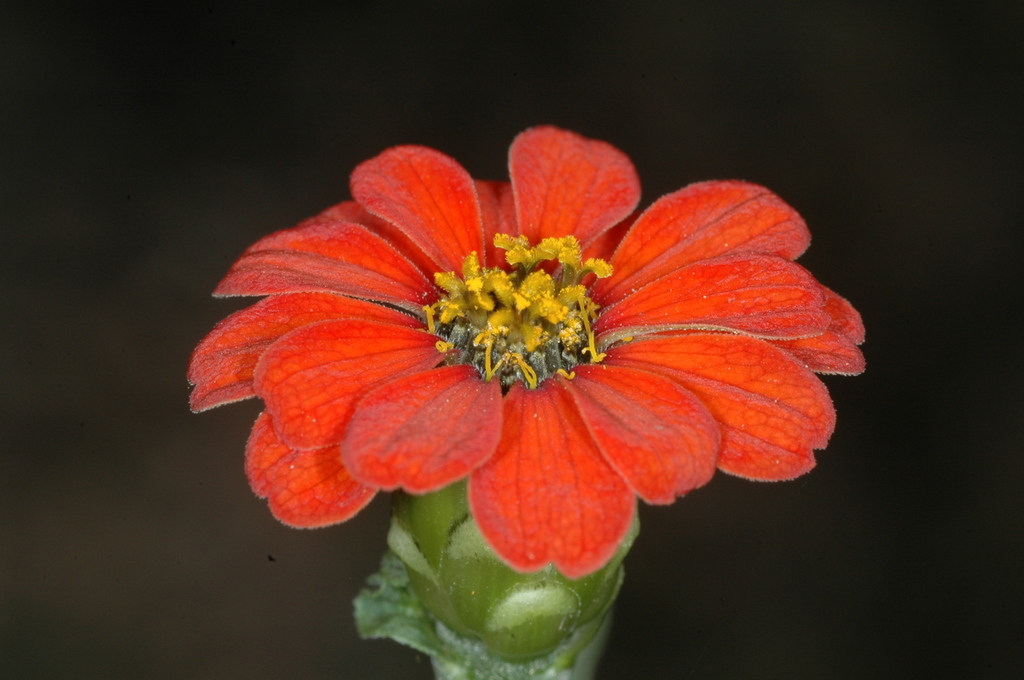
[354,551,445,658]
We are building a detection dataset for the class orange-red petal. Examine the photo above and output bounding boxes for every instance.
[317,200,438,279]
[475,180,517,267]
[509,126,640,247]
[213,219,435,313]
[581,211,639,262]
[350,145,485,272]
[771,333,865,375]
[469,382,635,578]
[593,180,810,305]
[564,365,720,504]
[772,287,866,374]
[253,319,441,449]
[820,286,865,344]
[607,334,835,481]
[188,293,420,412]
[245,411,376,528]
[342,365,502,493]
[594,254,830,343]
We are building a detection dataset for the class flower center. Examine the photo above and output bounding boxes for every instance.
[424,234,612,389]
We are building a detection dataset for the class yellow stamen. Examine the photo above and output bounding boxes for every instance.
[511,354,538,389]
[424,304,437,334]
[578,299,606,364]
[556,369,576,380]
[473,333,501,383]
[488,354,507,381]
[435,341,454,353]
[426,233,614,387]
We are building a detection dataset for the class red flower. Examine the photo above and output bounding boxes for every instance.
[188,126,864,578]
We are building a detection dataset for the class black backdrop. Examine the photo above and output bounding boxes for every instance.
[3,1,1022,678]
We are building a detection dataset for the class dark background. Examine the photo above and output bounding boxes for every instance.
[3,1,1022,678]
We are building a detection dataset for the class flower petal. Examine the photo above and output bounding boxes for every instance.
[772,333,865,375]
[564,365,720,504]
[245,412,376,527]
[317,200,438,279]
[509,126,640,246]
[594,254,830,344]
[213,219,435,313]
[469,382,635,578]
[350,145,485,273]
[607,334,835,481]
[475,180,517,266]
[821,286,865,344]
[593,180,810,305]
[188,293,420,412]
[581,211,639,262]
[254,319,442,449]
[772,287,866,374]
[342,366,502,493]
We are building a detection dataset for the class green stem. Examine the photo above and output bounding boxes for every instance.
[567,612,612,680]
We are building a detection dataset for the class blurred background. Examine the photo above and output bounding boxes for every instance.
[2,1,1021,677]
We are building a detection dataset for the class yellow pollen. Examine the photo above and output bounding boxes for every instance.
[424,234,612,388]
[583,258,613,279]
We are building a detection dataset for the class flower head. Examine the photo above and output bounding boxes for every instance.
[188,126,864,578]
